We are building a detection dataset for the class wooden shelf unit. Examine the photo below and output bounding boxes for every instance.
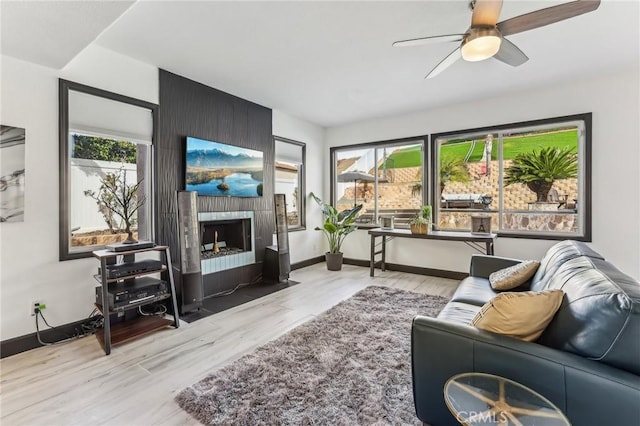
[95,315,174,350]
[92,245,180,355]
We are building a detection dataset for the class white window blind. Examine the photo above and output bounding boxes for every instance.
[69,90,153,144]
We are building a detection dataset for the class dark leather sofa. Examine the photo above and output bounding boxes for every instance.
[412,240,640,425]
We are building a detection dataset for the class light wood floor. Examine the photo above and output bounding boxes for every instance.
[0,264,458,426]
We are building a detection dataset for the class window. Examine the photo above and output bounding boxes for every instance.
[69,133,152,246]
[432,113,591,240]
[274,137,306,230]
[330,137,426,227]
[60,80,157,260]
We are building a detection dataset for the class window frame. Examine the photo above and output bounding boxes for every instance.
[273,136,306,231]
[430,113,592,241]
[59,79,158,260]
[330,135,428,227]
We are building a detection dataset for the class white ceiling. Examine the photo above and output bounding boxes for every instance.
[0,0,135,69]
[2,1,638,127]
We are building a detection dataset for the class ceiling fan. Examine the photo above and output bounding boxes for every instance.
[393,0,601,79]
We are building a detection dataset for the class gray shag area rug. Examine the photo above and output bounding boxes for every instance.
[175,286,449,425]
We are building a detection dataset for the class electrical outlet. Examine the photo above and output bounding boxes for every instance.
[30,300,45,316]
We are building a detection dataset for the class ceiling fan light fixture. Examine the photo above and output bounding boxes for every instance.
[461,27,502,62]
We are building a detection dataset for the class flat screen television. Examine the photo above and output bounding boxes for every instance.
[185,136,264,197]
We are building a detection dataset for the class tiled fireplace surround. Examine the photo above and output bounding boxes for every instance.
[198,211,256,275]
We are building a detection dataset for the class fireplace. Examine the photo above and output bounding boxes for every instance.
[198,211,256,274]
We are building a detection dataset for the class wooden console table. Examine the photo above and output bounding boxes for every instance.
[368,228,497,277]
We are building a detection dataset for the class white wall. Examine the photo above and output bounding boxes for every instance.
[327,67,640,280]
[272,110,328,261]
[0,46,158,340]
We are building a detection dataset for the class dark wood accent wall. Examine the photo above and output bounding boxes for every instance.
[158,70,274,295]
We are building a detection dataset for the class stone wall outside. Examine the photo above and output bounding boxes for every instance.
[438,211,578,233]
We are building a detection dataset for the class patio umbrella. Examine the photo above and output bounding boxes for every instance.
[337,171,375,207]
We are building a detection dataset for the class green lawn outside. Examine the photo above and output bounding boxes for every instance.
[440,141,484,162]
[500,130,578,159]
[380,144,422,168]
[381,130,578,169]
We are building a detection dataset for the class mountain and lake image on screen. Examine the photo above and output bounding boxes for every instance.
[185,137,264,197]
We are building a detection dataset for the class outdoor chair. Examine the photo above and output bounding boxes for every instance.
[547,189,568,209]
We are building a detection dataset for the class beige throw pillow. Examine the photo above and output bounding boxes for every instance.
[471,289,564,341]
[489,260,540,291]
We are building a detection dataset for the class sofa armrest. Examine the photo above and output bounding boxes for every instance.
[469,254,522,278]
[412,316,640,426]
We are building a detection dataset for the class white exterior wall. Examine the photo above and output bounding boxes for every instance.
[0,46,158,340]
[70,159,138,231]
[274,173,298,218]
[327,67,640,280]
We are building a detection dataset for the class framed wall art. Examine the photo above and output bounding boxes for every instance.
[0,125,26,222]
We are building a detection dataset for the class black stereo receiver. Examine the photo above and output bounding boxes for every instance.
[104,259,164,279]
[96,277,168,310]
[106,240,155,252]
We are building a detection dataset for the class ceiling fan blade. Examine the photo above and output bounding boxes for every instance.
[493,37,528,67]
[393,34,464,48]
[425,47,462,79]
[471,0,503,26]
[497,0,601,36]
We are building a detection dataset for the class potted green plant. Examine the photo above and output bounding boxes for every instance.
[310,192,363,271]
[410,205,432,235]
